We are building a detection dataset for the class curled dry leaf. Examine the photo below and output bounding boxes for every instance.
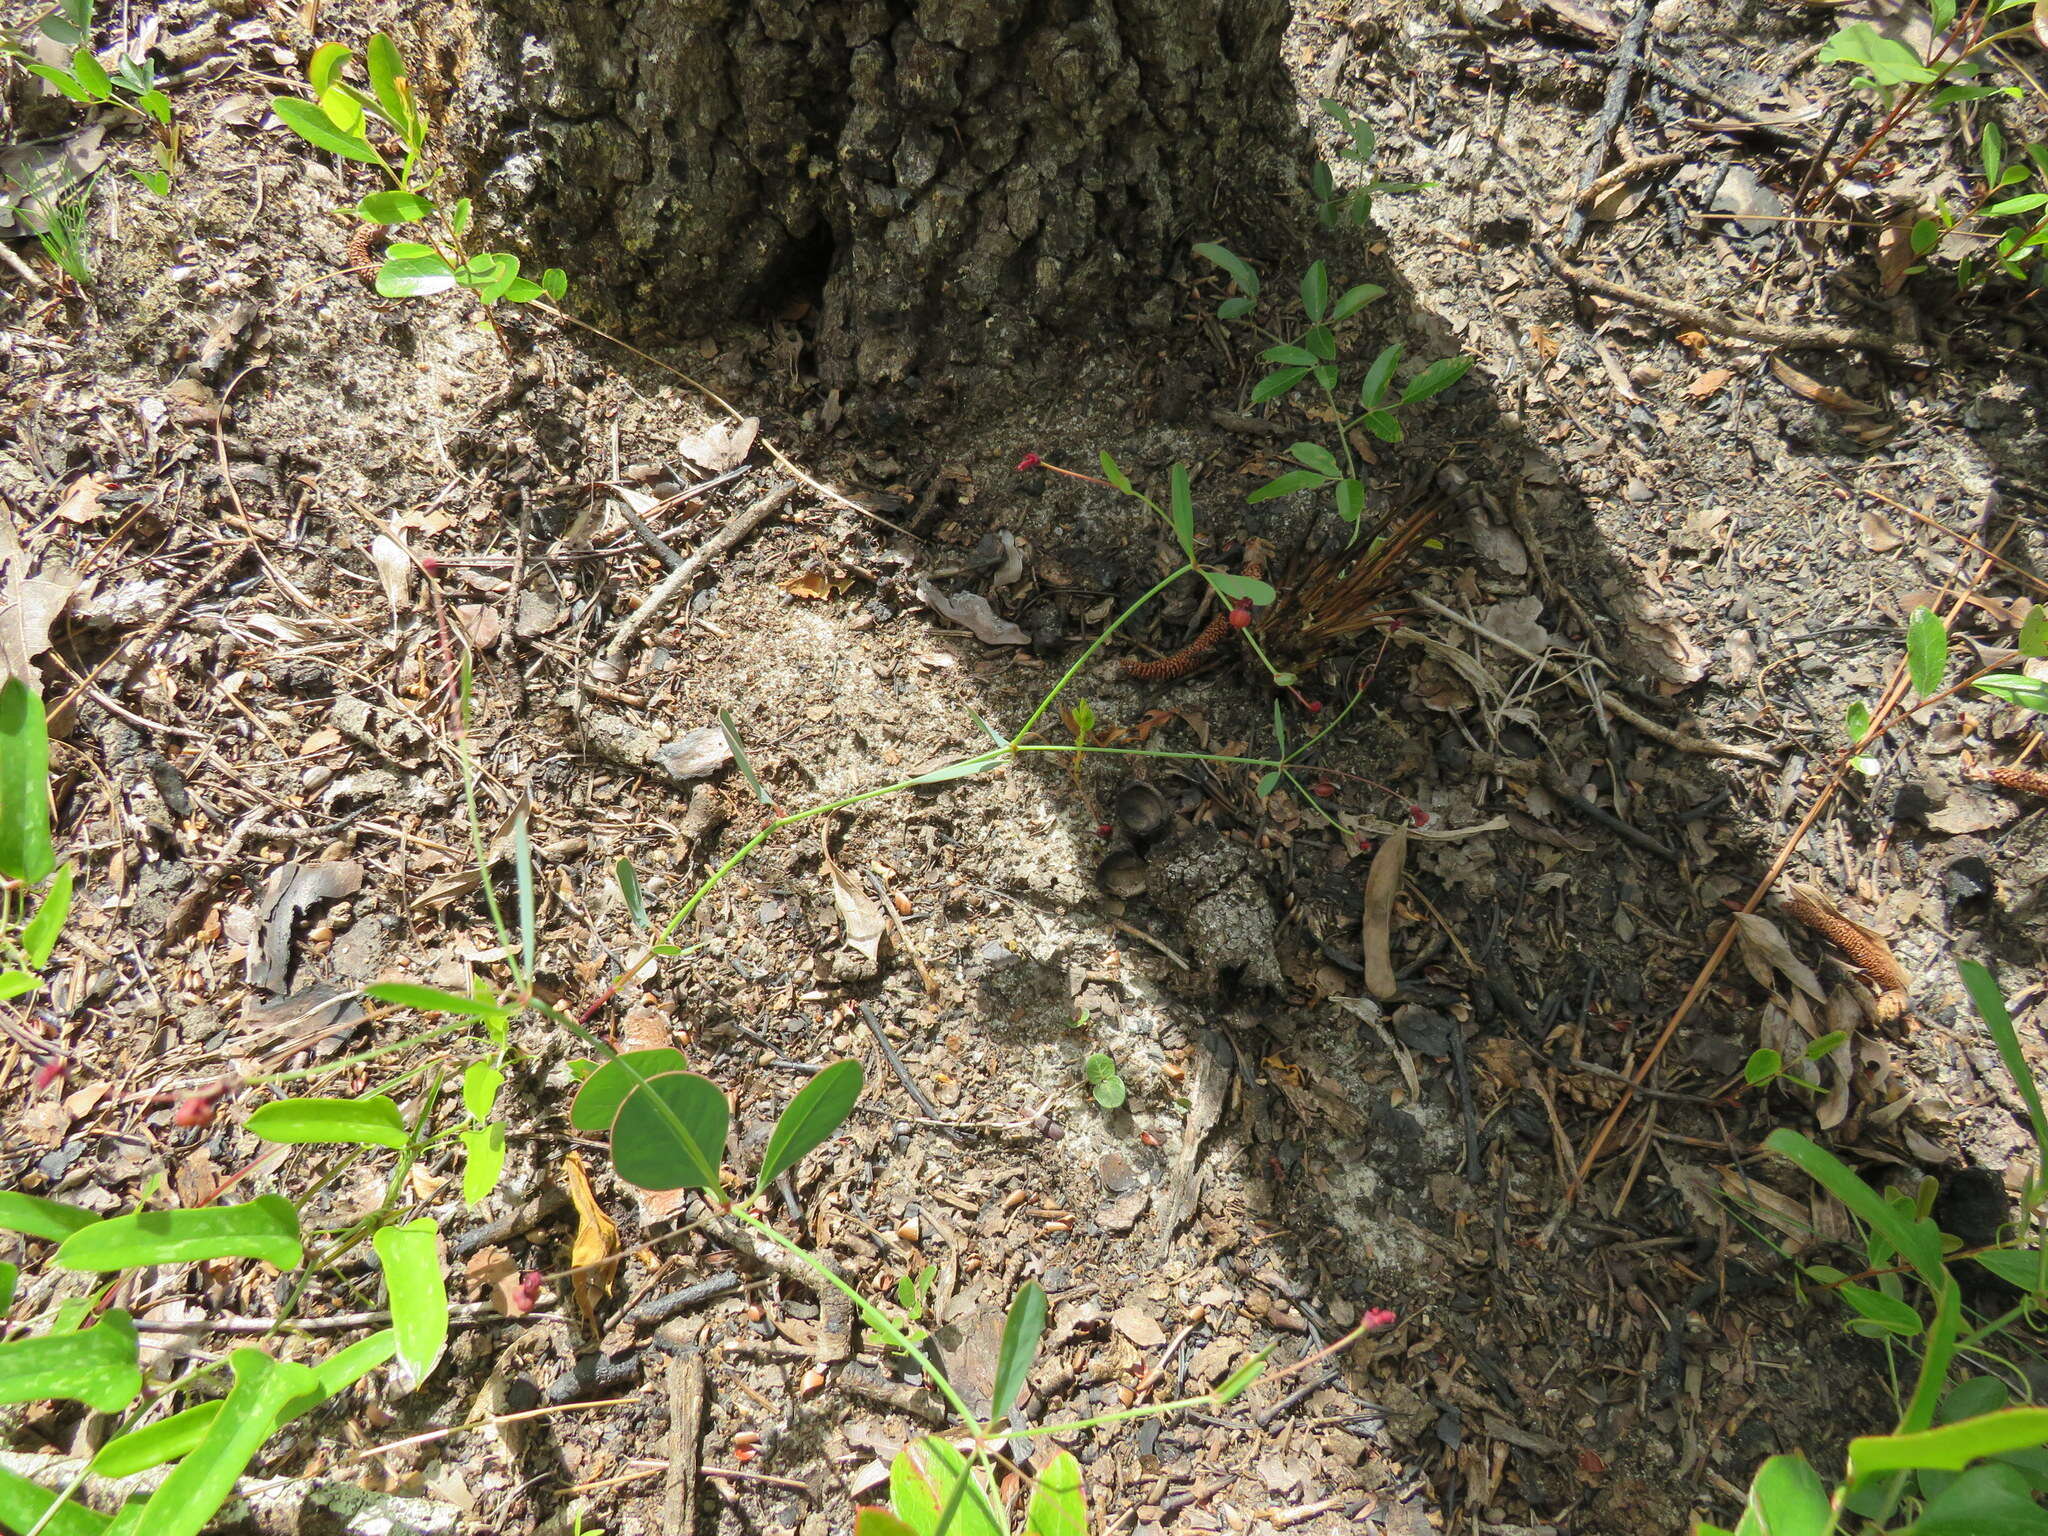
[562,1150,620,1338]
[677,414,759,473]
[371,530,412,610]
[1620,599,1709,687]
[819,827,885,965]
[914,578,1030,646]
[1769,356,1882,417]
[1685,367,1736,401]
[1858,510,1905,553]
[1361,831,1408,1000]
[1732,911,1827,1004]
[1781,881,1909,1022]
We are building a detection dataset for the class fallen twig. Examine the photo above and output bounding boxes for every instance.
[1561,0,1656,249]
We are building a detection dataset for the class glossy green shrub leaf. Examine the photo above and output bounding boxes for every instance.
[55,1195,302,1273]
[991,1281,1046,1426]
[754,1059,863,1197]
[1359,410,1402,443]
[0,678,55,885]
[306,42,351,94]
[540,267,568,301]
[463,1063,504,1120]
[0,1310,141,1412]
[373,1219,448,1388]
[132,1348,319,1536]
[1960,961,2048,1157]
[1330,282,1385,321]
[364,981,513,1021]
[1976,673,2048,712]
[1301,325,1336,362]
[1360,344,1402,409]
[461,1123,507,1205]
[569,1049,690,1132]
[357,190,433,224]
[1261,343,1319,367]
[271,96,381,164]
[1851,1408,2048,1477]
[0,970,39,1001]
[0,1191,100,1242]
[68,46,111,99]
[1290,442,1340,478]
[1908,607,1949,697]
[92,1404,221,1477]
[0,1261,15,1313]
[1299,261,1328,322]
[855,1512,920,1536]
[1910,1461,2048,1535]
[1971,1247,2044,1291]
[612,1072,729,1194]
[1732,1455,1830,1536]
[1247,470,1327,504]
[364,34,412,138]
[1838,1282,1923,1336]
[23,863,74,968]
[375,250,457,298]
[1335,477,1366,523]
[1024,1451,1088,1536]
[246,1095,408,1150]
[1168,463,1196,561]
[0,1464,110,1536]
[1205,572,1278,606]
[890,1437,1004,1536]
[2018,607,2048,658]
[1249,366,1308,404]
[1400,354,1472,404]
[1192,242,1259,300]
[1256,770,1281,798]
[1743,1048,1781,1086]
[1216,295,1253,320]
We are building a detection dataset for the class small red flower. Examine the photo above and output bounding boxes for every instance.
[1303,699,1323,714]
[32,1059,66,1091]
[1357,837,1374,853]
[1363,1306,1399,1330]
[1016,452,1043,472]
[1096,822,1114,838]
[173,1094,216,1128]
[1407,804,1430,828]
[508,1270,544,1316]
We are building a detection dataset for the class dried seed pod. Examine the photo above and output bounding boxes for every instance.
[1096,851,1148,899]
[1113,780,1171,842]
[1782,881,1910,1022]
[1972,763,2048,799]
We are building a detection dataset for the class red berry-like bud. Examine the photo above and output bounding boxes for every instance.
[416,555,442,576]
[1016,452,1043,472]
[32,1059,66,1091]
[1312,780,1335,798]
[1304,699,1323,713]
[1228,601,1253,629]
[509,1270,544,1315]
[1096,823,1114,838]
[173,1094,216,1128]
[1363,1306,1399,1330]
[1408,805,1430,828]
[1357,837,1374,853]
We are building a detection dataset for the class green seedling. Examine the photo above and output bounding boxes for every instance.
[270,34,566,315]
[1083,1051,1127,1111]
[1311,99,1431,230]
[3,1,179,195]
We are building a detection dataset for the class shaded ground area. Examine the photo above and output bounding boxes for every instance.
[3,2,2046,1535]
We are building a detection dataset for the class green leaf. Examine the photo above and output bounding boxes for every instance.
[364,34,412,137]
[890,1438,1005,1536]
[0,970,39,1002]
[1971,1247,2044,1290]
[0,1191,100,1242]
[1084,1053,1117,1086]
[1743,1048,1782,1087]
[1192,242,1259,301]
[307,42,353,96]
[1261,343,1319,368]
[1205,572,1278,606]
[1024,1451,1088,1536]
[1359,411,1402,443]
[1982,122,2007,189]
[1333,476,1367,524]
[1301,325,1337,362]
[373,1219,448,1388]
[1959,961,2048,1164]
[1248,366,1308,405]
[1330,283,1385,321]
[754,1059,864,1197]
[1850,1408,2048,1478]
[364,981,513,1022]
[1907,607,1949,697]
[1168,463,1196,561]
[132,168,171,196]
[1256,770,1281,798]
[1987,193,2048,217]
[616,858,648,930]
[1820,22,1937,85]
[611,1071,730,1195]
[463,1063,504,1121]
[0,1311,141,1413]
[569,1049,690,1130]
[1846,698,1874,743]
[375,250,458,298]
[1290,442,1341,478]
[1098,451,1132,494]
[540,266,567,301]
[0,1465,109,1536]
[1300,261,1329,322]
[358,190,433,224]
[271,96,382,164]
[1312,362,1339,392]
[68,46,111,100]
[55,1196,302,1273]
[718,708,770,805]
[1837,1282,1924,1336]
[1400,354,1473,405]
[0,678,55,886]
[1214,1346,1271,1402]
[1975,673,2048,713]
[1804,1030,1849,1060]
[1911,1461,2048,1536]
[1736,1455,1832,1536]
[1913,218,1945,255]
[461,1125,507,1206]
[92,1404,222,1478]
[991,1281,1047,1426]
[307,1327,398,1404]
[21,865,72,969]
[1764,1129,1945,1289]
[1091,1074,1126,1110]
[246,1094,409,1150]
[855,1512,921,1536]
[907,756,998,787]
[499,278,547,304]
[0,1262,15,1313]
[1247,470,1328,504]
[1360,344,1403,409]
[131,1348,319,1536]
[1941,1377,2012,1423]
[1216,295,1253,320]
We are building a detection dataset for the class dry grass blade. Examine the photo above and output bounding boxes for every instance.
[1260,499,1440,665]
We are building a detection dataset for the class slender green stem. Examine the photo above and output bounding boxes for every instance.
[1011,564,1197,743]
[243,1019,474,1087]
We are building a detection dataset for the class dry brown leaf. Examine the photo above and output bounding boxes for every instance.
[0,517,77,687]
[1732,912,1827,1003]
[54,474,113,524]
[677,414,759,473]
[782,569,852,601]
[1770,355,1882,416]
[1859,510,1905,553]
[820,828,886,966]
[1685,367,1736,401]
[1875,219,1919,295]
[1362,832,1407,1000]
[370,530,411,611]
[562,1150,620,1338]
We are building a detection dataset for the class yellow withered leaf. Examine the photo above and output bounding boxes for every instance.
[562,1151,620,1338]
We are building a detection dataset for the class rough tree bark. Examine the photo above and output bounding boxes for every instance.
[444,0,1294,395]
